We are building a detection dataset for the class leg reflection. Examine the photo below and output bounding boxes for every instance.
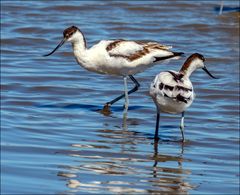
[153,139,159,178]
[152,140,185,178]
[122,112,128,130]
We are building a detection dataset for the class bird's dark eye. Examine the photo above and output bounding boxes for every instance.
[65,32,73,38]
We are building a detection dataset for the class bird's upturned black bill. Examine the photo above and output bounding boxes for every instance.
[202,67,218,79]
[43,38,66,57]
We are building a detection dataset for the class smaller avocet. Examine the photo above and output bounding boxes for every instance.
[150,53,217,142]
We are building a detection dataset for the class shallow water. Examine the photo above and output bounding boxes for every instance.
[1,1,239,194]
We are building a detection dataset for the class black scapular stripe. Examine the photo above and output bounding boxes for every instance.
[159,83,164,90]
[167,71,184,82]
[176,85,192,92]
[176,94,190,104]
[164,84,174,91]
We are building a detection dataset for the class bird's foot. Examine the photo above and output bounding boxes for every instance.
[103,103,111,110]
[100,103,112,116]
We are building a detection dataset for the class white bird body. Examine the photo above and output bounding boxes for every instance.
[70,31,180,76]
[150,53,217,141]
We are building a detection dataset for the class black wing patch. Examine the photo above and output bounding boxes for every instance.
[164,84,174,91]
[167,71,184,82]
[153,52,184,62]
[153,55,175,62]
[159,83,164,90]
[176,85,192,92]
[158,82,191,104]
[176,94,190,104]
[159,83,174,91]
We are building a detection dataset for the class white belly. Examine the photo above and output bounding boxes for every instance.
[154,95,193,114]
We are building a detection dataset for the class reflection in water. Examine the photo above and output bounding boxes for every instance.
[57,115,195,194]
[122,112,128,130]
[36,102,145,117]
[151,140,194,193]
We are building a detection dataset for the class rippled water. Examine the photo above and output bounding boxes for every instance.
[1,1,239,194]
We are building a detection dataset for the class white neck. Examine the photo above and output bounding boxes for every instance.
[184,64,197,78]
[72,40,86,57]
[71,31,87,53]
[181,59,204,78]
[70,32,92,70]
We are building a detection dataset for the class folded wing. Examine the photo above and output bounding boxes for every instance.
[106,40,181,62]
[151,71,193,104]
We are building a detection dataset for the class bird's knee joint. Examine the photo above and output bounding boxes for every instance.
[135,84,140,90]
[104,102,111,108]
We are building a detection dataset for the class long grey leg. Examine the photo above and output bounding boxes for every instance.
[123,76,129,113]
[154,112,160,141]
[104,75,140,107]
[180,112,185,142]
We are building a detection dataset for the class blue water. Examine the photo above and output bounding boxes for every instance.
[1,1,239,194]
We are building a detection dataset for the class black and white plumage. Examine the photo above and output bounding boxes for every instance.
[150,70,194,114]
[43,26,184,113]
[150,53,217,142]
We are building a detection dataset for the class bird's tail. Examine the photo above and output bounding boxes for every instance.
[172,52,185,57]
[153,52,184,62]
[171,52,185,60]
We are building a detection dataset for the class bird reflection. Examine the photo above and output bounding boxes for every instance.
[151,140,194,193]
[153,140,184,177]
[56,113,195,194]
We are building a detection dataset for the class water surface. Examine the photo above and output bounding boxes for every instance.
[1,1,239,194]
